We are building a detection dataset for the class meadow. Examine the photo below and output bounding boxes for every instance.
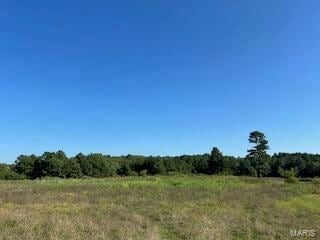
[0,176,319,240]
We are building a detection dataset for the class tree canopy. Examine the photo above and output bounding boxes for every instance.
[246,131,270,178]
[1,131,319,180]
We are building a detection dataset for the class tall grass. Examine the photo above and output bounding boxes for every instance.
[0,176,319,239]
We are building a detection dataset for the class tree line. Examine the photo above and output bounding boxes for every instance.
[0,131,319,179]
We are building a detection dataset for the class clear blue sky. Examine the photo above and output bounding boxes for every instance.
[1,1,320,163]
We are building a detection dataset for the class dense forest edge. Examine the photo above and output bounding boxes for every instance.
[0,131,319,180]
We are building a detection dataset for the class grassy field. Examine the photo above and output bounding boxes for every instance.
[0,176,319,240]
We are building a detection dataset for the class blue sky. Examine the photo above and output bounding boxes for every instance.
[1,1,320,162]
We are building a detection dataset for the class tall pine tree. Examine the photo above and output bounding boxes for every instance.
[246,131,270,178]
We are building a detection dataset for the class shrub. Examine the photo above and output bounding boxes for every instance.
[0,164,25,180]
[139,170,148,176]
[279,168,298,178]
[280,168,299,183]
[285,176,299,184]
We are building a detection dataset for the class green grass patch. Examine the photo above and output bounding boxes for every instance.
[0,176,319,240]
[278,194,320,213]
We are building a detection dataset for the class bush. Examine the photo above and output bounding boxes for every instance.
[0,164,25,180]
[5,171,25,180]
[280,168,299,183]
[279,168,298,178]
[285,176,299,184]
[139,170,148,176]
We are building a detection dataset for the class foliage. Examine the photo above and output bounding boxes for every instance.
[0,164,24,180]
[279,168,299,183]
[284,176,299,184]
[246,131,270,178]
[279,167,298,178]
[4,131,320,179]
[271,153,320,178]
[208,147,224,174]
[14,155,37,178]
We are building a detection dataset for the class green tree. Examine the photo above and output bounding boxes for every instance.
[144,157,167,175]
[46,151,68,178]
[86,154,119,177]
[191,154,209,174]
[75,153,93,176]
[64,159,82,178]
[238,158,257,177]
[208,147,224,174]
[33,151,68,178]
[14,154,37,178]
[246,131,270,178]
